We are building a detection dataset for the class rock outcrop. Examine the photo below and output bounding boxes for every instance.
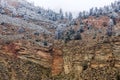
[53,36,120,80]
[0,0,120,80]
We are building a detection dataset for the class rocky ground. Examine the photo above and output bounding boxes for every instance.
[0,20,119,80]
[0,0,120,80]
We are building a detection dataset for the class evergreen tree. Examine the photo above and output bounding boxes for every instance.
[59,9,64,19]
[69,12,73,21]
[0,0,7,8]
[78,12,82,18]
[65,12,68,19]
[74,31,82,40]
[89,8,94,16]
[94,7,99,17]
[55,29,63,40]
[98,8,103,15]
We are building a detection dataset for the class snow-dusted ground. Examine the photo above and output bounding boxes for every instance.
[0,14,50,33]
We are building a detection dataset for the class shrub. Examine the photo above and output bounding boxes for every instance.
[102,22,108,27]
[43,41,48,46]
[73,31,82,40]
[34,32,39,36]
[106,27,112,36]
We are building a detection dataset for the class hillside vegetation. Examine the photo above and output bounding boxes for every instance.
[0,0,120,80]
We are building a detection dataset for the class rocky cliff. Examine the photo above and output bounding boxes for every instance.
[0,0,120,80]
[0,27,120,80]
[59,36,120,80]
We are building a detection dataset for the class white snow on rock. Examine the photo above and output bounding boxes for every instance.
[0,14,50,33]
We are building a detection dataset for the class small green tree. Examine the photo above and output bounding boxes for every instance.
[43,40,48,46]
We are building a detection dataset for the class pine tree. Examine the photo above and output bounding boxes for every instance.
[69,12,73,21]
[89,8,94,16]
[94,7,98,16]
[65,12,68,19]
[59,9,64,19]
[79,12,82,18]
[0,0,7,8]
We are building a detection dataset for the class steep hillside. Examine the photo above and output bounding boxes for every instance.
[53,35,120,80]
[0,27,119,80]
[0,0,64,22]
[0,0,120,80]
